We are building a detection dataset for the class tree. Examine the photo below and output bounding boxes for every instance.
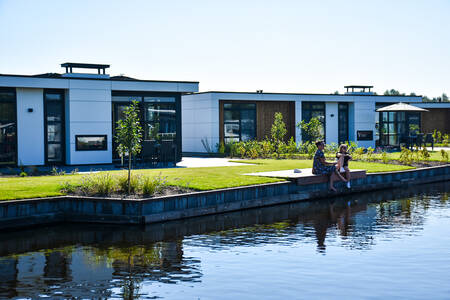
[442,93,448,102]
[115,100,143,194]
[271,112,287,145]
[298,117,323,143]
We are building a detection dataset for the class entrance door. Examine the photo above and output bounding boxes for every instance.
[0,89,17,165]
[44,91,65,164]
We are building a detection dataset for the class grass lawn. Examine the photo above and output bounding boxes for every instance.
[0,159,414,201]
[372,150,449,162]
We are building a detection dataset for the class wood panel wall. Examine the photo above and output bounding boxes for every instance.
[219,100,296,143]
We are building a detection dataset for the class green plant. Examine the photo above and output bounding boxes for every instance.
[19,171,27,177]
[286,137,298,157]
[260,140,275,158]
[117,174,141,194]
[442,134,449,147]
[399,147,413,165]
[419,148,430,162]
[366,147,375,162]
[115,100,143,194]
[201,137,214,153]
[381,151,389,164]
[218,141,225,154]
[298,117,323,143]
[79,173,116,196]
[306,142,317,159]
[60,181,77,194]
[271,112,287,145]
[51,167,66,176]
[441,149,449,163]
[142,174,167,196]
[324,142,338,155]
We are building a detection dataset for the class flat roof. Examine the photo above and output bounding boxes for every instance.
[190,91,422,98]
[0,73,199,84]
[344,85,374,88]
[61,62,110,69]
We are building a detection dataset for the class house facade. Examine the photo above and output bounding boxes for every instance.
[0,63,198,166]
[181,87,424,153]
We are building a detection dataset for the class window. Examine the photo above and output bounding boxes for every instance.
[223,103,256,143]
[44,90,65,164]
[338,103,349,144]
[143,97,176,140]
[0,88,16,165]
[76,135,107,151]
[301,102,325,142]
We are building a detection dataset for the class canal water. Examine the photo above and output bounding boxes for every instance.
[0,182,449,299]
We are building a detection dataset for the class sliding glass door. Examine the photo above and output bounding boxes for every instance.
[0,88,17,165]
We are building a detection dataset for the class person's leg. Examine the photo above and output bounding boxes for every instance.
[344,166,351,188]
[334,168,347,182]
[337,155,344,170]
[329,172,337,192]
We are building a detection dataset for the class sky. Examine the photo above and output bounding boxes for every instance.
[0,0,449,97]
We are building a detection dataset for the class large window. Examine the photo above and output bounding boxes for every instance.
[143,97,176,140]
[0,88,16,165]
[379,110,421,146]
[301,102,325,142]
[45,90,65,164]
[223,103,256,143]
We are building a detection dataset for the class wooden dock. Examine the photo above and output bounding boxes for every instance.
[244,168,367,185]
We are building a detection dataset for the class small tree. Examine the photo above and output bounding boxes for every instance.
[298,117,323,143]
[115,100,143,194]
[271,112,287,144]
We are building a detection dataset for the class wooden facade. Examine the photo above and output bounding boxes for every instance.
[219,100,296,143]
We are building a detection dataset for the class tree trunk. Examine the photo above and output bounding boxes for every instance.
[128,152,131,195]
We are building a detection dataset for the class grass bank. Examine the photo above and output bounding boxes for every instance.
[0,159,414,201]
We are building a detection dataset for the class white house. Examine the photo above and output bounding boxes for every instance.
[182,86,423,153]
[0,63,198,166]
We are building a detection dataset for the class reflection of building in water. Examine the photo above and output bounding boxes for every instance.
[44,251,72,284]
[0,258,18,298]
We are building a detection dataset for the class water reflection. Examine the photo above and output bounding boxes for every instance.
[0,181,448,299]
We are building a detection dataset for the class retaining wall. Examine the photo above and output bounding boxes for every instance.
[1,165,449,230]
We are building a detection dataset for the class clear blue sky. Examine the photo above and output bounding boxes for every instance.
[0,0,448,97]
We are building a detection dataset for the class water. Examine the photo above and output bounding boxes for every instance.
[0,182,449,299]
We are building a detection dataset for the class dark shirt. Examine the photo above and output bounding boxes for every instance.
[336,152,351,167]
[313,149,336,175]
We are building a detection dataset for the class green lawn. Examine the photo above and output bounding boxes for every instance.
[0,159,414,201]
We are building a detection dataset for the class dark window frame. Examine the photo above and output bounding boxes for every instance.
[44,89,65,165]
[0,87,17,166]
[75,135,108,151]
[223,102,257,143]
[301,102,326,142]
[338,103,349,144]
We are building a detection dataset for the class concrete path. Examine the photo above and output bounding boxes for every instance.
[176,157,250,168]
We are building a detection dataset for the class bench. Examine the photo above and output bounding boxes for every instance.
[244,168,367,186]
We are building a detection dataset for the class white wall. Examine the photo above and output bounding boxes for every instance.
[325,102,339,144]
[66,81,112,165]
[353,98,376,148]
[182,93,219,153]
[16,88,45,165]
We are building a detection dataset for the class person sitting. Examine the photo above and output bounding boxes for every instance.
[312,141,347,192]
[336,144,352,189]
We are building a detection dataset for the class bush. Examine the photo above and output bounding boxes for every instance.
[118,174,141,194]
[19,171,27,177]
[441,149,449,163]
[80,173,116,196]
[399,147,413,165]
[442,134,449,147]
[271,112,287,145]
[324,142,338,155]
[381,151,389,164]
[419,148,430,161]
[60,181,77,194]
[142,174,167,196]
[217,141,225,154]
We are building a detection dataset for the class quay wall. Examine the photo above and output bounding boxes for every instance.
[0,165,449,230]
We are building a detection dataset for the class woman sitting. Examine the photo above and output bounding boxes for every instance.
[336,144,352,189]
[312,141,347,192]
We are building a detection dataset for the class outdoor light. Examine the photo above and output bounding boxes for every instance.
[27,108,33,112]
[330,114,334,117]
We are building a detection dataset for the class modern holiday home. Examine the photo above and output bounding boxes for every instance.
[181,86,427,153]
[0,63,198,166]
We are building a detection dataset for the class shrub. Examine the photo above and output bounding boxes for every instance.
[80,173,116,196]
[60,181,77,194]
[441,149,449,163]
[217,141,225,154]
[306,143,317,159]
[286,137,298,157]
[19,171,27,177]
[381,151,389,164]
[260,140,275,158]
[142,174,167,196]
[399,147,413,165]
[324,142,338,155]
[366,147,375,162]
[419,148,430,161]
[118,174,141,194]
[442,134,449,147]
[298,117,323,143]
